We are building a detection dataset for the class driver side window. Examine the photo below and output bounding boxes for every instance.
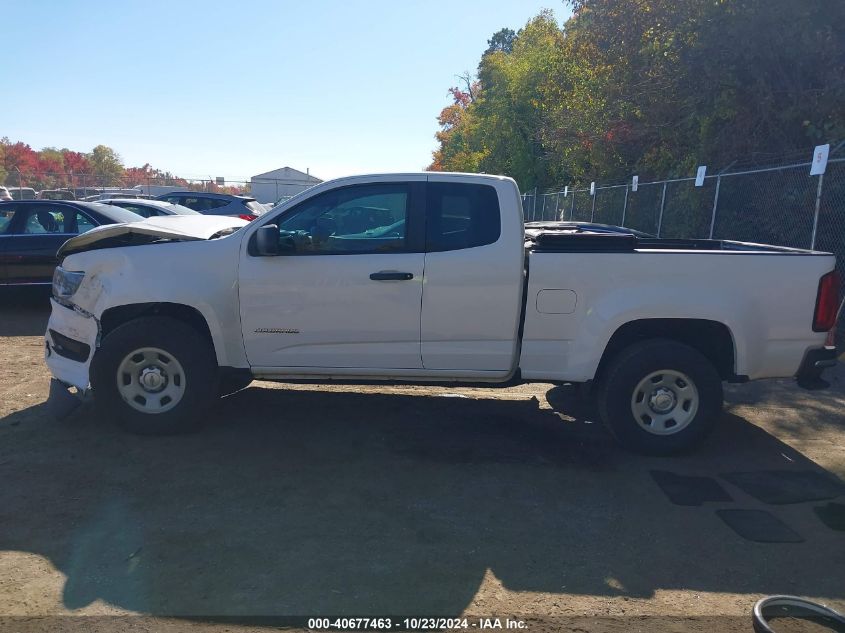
[275,184,410,254]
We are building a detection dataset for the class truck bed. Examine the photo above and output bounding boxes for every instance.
[519,221,836,385]
[524,222,827,255]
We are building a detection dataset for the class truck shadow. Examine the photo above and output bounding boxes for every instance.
[0,384,843,619]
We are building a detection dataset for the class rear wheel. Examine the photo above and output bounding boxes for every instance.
[91,316,219,435]
[596,339,723,454]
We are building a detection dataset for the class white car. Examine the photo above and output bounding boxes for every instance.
[95,198,200,217]
[45,173,839,453]
[0,186,12,201]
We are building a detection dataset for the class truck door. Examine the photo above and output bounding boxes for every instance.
[421,177,526,371]
[239,179,426,370]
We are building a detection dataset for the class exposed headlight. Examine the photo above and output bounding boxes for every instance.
[52,267,85,299]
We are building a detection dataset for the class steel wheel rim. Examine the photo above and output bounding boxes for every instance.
[116,347,186,414]
[630,369,698,435]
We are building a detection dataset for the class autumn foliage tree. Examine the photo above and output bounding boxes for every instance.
[429,83,486,173]
[429,1,845,189]
[0,138,241,192]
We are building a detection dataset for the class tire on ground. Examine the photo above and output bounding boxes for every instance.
[596,338,723,455]
[91,316,219,435]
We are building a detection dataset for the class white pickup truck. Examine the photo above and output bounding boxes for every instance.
[45,173,840,453]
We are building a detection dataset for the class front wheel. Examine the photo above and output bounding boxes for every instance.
[91,316,219,435]
[596,339,723,454]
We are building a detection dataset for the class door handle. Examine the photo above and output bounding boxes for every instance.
[369,271,414,281]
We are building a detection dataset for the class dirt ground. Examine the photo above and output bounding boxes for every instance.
[1,288,844,633]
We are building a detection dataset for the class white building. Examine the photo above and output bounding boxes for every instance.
[250,166,322,204]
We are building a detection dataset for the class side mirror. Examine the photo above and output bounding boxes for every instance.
[254,224,280,256]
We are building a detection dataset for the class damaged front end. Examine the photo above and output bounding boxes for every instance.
[44,215,248,418]
[45,267,101,417]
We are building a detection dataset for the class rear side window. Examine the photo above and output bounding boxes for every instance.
[425,182,500,252]
[180,197,230,213]
[14,204,97,235]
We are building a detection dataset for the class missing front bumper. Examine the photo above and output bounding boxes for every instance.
[45,298,98,390]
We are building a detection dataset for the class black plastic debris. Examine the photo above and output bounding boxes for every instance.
[650,470,733,506]
[720,470,845,505]
[716,509,803,543]
[814,502,845,532]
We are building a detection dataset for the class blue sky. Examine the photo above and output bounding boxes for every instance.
[2,1,570,182]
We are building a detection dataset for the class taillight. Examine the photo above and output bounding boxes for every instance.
[237,214,257,221]
[813,270,840,332]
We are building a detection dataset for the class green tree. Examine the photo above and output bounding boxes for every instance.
[484,28,515,55]
[552,0,845,179]
[430,1,845,189]
[88,144,125,185]
[430,12,564,189]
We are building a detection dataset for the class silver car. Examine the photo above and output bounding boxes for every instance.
[96,198,200,218]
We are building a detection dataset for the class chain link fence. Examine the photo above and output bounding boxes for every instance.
[523,151,845,348]
[2,172,320,206]
[2,171,256,199]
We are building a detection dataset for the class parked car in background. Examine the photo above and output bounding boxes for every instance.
[155,191,265,220]
[73,187,106,199]
[9,187,37,200]
[0,200,142,286]
[83,193,152,201]
[0,187,11,202]
[96,198,200,218]
[38,189,76,200]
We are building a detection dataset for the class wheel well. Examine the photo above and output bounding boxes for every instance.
[100,302,214,346]
[596,319,737,382]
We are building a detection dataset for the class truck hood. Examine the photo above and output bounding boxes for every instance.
[58,215,249,257]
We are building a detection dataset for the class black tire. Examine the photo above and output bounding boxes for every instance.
[91,316,219,435]
[596,338,723,455]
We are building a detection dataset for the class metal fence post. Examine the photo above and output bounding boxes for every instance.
[532,187,537,222]
[621,184,629,227]
[555,191,561,220]
[657,181,667,237]
[590,189,597,222]
[811,173,824,249]
[541,193,547,220]
[708,175,721,239]
[570,189,576,220]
